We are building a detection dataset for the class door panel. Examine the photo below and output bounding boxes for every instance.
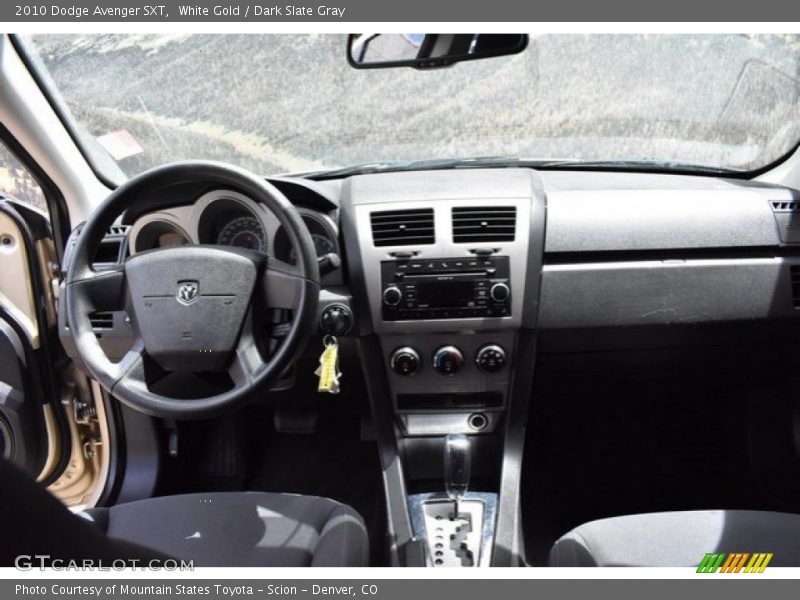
[0,199,62,480]
[0,316,46,474]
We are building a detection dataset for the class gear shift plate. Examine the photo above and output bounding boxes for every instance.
[421,498,484,566]
[408,491,498,567]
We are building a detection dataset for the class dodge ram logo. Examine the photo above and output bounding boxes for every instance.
[176,281,199,306]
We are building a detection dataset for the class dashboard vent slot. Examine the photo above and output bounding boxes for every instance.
[89,312,114,329]
[771,201,800,212]
[770,200,800,244]
[452,206,516,243]
[371,208,434,247]
[108,225,131,236]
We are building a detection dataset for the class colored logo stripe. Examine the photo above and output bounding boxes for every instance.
[719,553,749,573]
[697,553,726,573]
[745,553,773,573]
[697,553,773,573]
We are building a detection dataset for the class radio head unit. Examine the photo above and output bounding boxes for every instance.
[380,256,511,321]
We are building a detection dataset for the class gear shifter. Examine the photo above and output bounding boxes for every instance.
[444,433,471,517]
[409,433,496,566]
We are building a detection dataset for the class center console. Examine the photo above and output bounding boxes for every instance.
[340,168,546,566]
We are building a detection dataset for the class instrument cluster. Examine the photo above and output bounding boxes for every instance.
[128,189,338,267]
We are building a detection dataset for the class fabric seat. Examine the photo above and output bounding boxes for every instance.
[0,458,368,567]
[80,492,368,567]
[549,510,800,567]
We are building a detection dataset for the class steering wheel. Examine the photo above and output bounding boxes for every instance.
[65,162,320,419]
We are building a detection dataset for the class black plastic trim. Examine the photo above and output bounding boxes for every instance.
[339,180,413,565]
[356,336,415,566]
[521,171,547,328]
[544,245,800,265]
[0,306,47,477]
[96,386,125,506]
[98,393,160,506]
[492,331,538,566]
[339,178,374,336]
[491,174,547,566]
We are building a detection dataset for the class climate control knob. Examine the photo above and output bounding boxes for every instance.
[383,286,403,306]
[490,282,511,302]
[475,344,507,373]
[390,347,420,376]
[433,345,464,376]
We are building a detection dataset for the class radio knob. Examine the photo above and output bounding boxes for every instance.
[433,345,464,376]
[475,344,507,373]
[390,347,420,376]
[490,282,510,302]
[383,286,403,306]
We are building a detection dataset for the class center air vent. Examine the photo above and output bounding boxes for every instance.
[770,200,800,244]
[371,208,434,247]
[452,206,516,243]
[89,312,114,329]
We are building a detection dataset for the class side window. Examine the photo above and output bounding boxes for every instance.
[0,140,48,216]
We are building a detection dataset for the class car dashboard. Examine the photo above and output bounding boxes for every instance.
[60,166,800,397]
[55,164,800,566]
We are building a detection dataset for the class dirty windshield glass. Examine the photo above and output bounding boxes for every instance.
[27,34,800,176]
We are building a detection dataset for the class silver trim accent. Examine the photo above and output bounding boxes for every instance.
[399,412,501,436]
[128,191,338,271]
[383,285,402,306]
[489,282,510,302]
[175,281,199,306]
[129,190,278,258]
[408,492,498,567]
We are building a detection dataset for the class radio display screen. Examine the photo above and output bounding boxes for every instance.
[416,281,474,308]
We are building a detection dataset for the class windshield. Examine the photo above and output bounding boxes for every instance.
[26,33,800,177]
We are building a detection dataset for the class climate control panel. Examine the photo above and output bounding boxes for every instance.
[390,344,507,376]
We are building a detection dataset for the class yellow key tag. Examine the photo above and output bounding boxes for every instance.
[316,336,340,394]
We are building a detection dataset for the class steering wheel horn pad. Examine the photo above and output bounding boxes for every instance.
[126,246,262,372]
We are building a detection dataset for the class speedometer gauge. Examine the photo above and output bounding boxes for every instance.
[288,233,335,264]
[217,216,266,252]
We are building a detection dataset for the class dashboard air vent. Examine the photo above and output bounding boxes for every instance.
[452,206,516,243]
[770,200,800,244]
[89,312,114,329]
[771,201,800,212]
[108,225,131,236]
[371,208,434,247]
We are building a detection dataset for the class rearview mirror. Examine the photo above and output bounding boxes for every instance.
[347,34,528,70]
